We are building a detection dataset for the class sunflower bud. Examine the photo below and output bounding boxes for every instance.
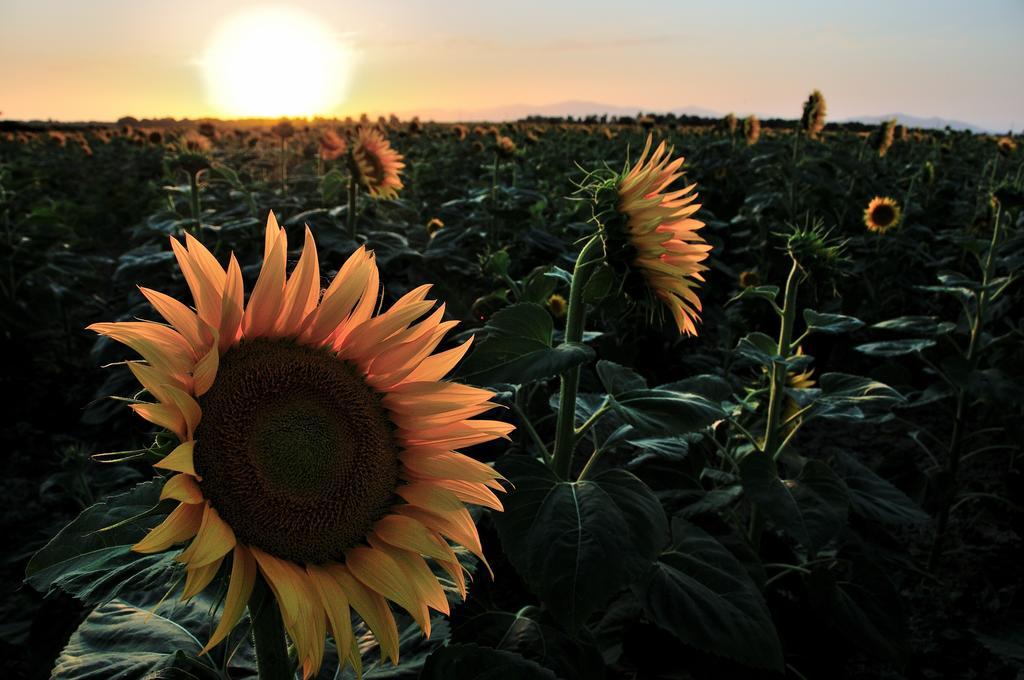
[800,89,827,140]
[743,115,761,145]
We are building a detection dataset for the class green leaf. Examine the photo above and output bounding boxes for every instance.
[453,611,604,680]
[319,167,347,204]
[831,451,928,526]
[26,480,177,605]
[494,456,667,631]
[871,315,956,336]
[596,359,647,395]
[803,309,865,335]
[805,544,907,663]
[50,599,216,680]
[974,621,1024,662]
[583,263,615,302]
[610,388,723,435]
[811,373,905,421]
[854,338,937,357]
[635,518,783,671]
[740,456,849,554]
[420,643,558,680]
[520,266,559,304]
[736,332,781,365]
[456,303,595,385]
[729,285,780,305]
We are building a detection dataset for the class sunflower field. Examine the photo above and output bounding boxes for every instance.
[1,107,1022,679]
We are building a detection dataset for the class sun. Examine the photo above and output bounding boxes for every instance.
[202,7,352,118]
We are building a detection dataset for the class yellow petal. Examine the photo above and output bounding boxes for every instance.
[154,441,197,477]
[177,503,235,568]
[250,546,326,674]
[130,402,186,441]
[170,237,222,331]
[276,226,320,335]
[367,535,448,618]
[242,226,287,338]
[132,502,204,554]
[347,545,430,634]
[328,564,400,664]
[181,555,223,600]
[303,247,372,345]
[202,545,257,653]
[138,286,206,354]
[88,321,194,381]
[307,564,353,666]
[127,362,180,406]
[371,514,452,562]
[399,450,505,488]
[401,337,473,383]
[219,254,245,352]
[192,341,219,397]
[160,473,204,504]
[395,504,491,578]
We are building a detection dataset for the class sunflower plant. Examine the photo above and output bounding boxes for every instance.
[29,213,512,679]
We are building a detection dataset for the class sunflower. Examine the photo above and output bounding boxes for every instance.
[352,128,405,199]
[89,213,511,677]
[612,134,710,336]
[863,196,902,233]
[319,129,347,161]
[800,89,827,140]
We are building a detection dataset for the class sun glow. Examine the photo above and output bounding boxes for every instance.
[201,7,352,118]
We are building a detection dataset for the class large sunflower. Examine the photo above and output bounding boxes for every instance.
[89,213,511,677]
[615,134,711,336]
[352,128,405,199]
[863,196,901,233]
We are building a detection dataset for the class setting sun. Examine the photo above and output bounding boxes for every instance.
[201,6,352,118]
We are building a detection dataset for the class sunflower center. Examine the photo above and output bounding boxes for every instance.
[193,338,400,565]
[359,148,387,186]
[871,204,896,227]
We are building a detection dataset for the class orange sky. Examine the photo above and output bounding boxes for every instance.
[3,0,1022,130]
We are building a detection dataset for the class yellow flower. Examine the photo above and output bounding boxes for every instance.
[863,196,901,233]
[89,214,511,677]
[615,134,711,335]
[352,128,405,199]
[495,135,517,157]
[547,294,567,318]
[319,129,347,161]
[426,218,444,238]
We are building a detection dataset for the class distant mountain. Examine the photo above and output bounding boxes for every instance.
[837,113,995,133]
[403,100,720,122]
[403,100,998,133]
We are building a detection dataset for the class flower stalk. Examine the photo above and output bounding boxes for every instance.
[249,576,293,679]
[929,204,1003,569]
[551,233,604,479]
[761,256,803,462]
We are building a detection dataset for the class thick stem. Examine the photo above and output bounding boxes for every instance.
[347,173,359,239]
[929,205,1002,569]
[249,576,294,679]
[761,257,802,461]
[551,234,604,480]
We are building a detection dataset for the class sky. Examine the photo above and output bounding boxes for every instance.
[2,0,1022,130]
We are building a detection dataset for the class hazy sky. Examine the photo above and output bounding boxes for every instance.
[3,0,1022,129]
